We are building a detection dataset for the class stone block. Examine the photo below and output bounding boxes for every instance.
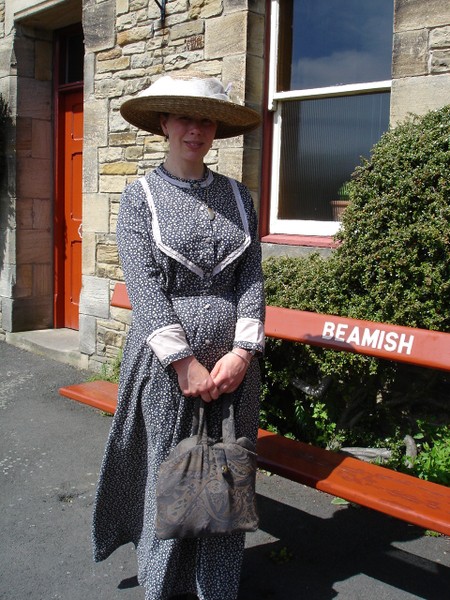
[79,314,96,355]
[109,132,137,146]
[242,145,261,191]
[7,296,52,332]
[217,147,243,181]
[83,99,109,145]
[97,243,119,265]
[248,11,264,58]
[170,19,204,41]
[32,263,52,296]
[244,53,264,109]
[16,157,51,199]
[16,117,32,158]
[13,33,35,79]
[100,175,128,193]
[117,26,150,46]
[79,275,110,318]
[83,0,116,52]
[32,198,51,230]
[390,74,450,125]
[99,147,124,163]
[84,52,95,99]
[82,231,96,275]
[31,119,51,159]
[97,48,123,61]
[430,50,450,74]
[34,40,52,81]
[111,305,131,326]
[393,30,428,78]
[17,77,51,120]
[0,228,16,268]
[117,0,130,17]
[395,0,450,32]
[189,0,222,19]
[100,162,137,175]
[16,228,51,263]
[83,193,110,233]
[0,38,15,79]
[96,56,130,73]
[430,26,450,48]
[14,264,32,298]
[95,77,125,99]
[125,146,143,160]
[16,198,33,229]
[109,109,130,132]
[205,12,247,59]
[0,296,12,332]
[83,145,99,194]
[122,41,146,55]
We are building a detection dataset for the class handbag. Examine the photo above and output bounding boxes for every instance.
[155,395,259,539]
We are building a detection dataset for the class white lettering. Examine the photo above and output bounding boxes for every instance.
[335,323,348,342]
[321,321,415,356]
[397,333,414,355]
[361,328,381,348]
[384,331,399,352]
[377,330,386,350]
[322,322,336,340]
[346,326,361,345]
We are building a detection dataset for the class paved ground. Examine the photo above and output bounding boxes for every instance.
[1,340,449,600]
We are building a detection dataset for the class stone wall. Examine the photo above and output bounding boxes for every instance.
[81,0,266,371]
[391,0,450,123]
[0,24,54,333]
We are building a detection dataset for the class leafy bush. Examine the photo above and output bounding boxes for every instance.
[261,106,450,480]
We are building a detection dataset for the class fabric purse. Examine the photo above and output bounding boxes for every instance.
[155,395,259,539]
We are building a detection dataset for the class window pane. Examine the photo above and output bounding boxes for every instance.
[278,93,390,220]
[288,0,393,90]
[60,32,84,84]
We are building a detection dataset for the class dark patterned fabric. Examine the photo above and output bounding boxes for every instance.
[92,166,265,600]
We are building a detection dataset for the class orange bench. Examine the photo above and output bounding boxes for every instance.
[59,282,450,536]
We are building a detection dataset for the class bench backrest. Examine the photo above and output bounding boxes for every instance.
[111,282,450,372]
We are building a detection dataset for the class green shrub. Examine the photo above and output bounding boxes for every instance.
[261,106,450,478]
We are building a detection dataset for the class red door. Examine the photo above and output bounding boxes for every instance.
[54,89,83,329]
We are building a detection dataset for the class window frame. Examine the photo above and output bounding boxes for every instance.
[267,0,392,237]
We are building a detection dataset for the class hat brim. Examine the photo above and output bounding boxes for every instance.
[120,95,261,139]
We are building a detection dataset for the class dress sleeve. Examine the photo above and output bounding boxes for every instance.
[116,182,194,367]
[233,184,266,354]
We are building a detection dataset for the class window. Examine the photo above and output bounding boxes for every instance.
[268,0,393,236]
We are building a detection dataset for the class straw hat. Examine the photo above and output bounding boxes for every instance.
[120,71,261,139]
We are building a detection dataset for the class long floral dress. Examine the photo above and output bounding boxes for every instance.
[92,166,265,600]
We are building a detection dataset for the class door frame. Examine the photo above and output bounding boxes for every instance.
[53,24,84,328]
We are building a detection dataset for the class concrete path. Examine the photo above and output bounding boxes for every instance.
[1,340,449,599]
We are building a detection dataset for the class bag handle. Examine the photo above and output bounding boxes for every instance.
[192,395,237,444]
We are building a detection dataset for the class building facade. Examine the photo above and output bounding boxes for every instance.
[0,0,449,371]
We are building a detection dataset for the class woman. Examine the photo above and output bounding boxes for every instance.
[92,71,265,600]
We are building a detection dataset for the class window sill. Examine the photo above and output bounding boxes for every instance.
[261,234,338,248]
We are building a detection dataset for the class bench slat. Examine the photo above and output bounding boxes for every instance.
[265,305,450,372]
[59,380,118,415]
[59,380,450,536]
[111,282,450,372]
[256,429,450,537]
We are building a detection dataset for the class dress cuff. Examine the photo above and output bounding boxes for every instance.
[234,317,265,352]
[147,324,192,365]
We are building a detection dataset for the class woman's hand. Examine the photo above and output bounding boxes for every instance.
[172,355,220,403]
[210,350,251,396]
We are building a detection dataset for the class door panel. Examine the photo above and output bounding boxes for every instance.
[56,89,83,330]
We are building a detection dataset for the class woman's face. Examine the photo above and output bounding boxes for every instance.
[160,114,217,164]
